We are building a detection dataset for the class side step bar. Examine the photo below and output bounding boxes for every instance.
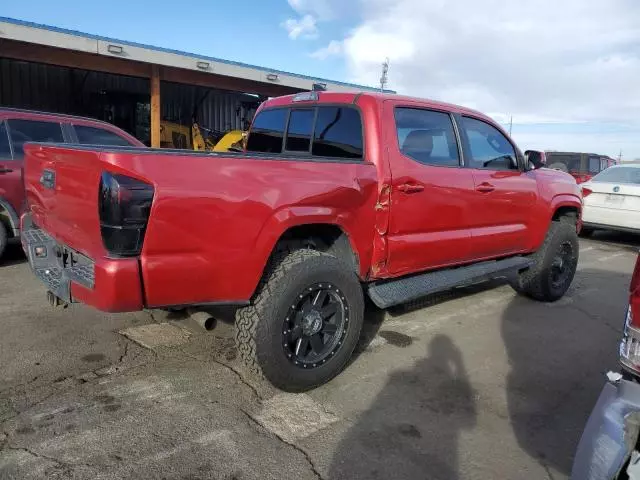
[367,256,533,309]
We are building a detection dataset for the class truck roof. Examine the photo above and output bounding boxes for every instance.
[545,151,603,157]
[262,91,493,122]
[0,106,116,127]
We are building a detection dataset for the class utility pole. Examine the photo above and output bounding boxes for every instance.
[509,116,513,136]
[619,149,623,163]
[380,58,389,92]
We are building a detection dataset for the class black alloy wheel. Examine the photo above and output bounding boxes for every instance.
[283,283,348,369]
[550,241,576,290]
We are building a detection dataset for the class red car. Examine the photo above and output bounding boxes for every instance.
[21,91,581,390]
[0,108,143,259]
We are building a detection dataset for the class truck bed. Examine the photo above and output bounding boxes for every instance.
[23,144,378,310]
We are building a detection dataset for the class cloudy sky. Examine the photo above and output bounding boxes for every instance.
[4,0,639,158]
[282,0,640,159]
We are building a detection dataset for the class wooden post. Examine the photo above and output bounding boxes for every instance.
[150,65,161,148]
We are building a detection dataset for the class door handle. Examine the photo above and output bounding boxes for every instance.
[0,167,13,174]
[476,183,495,193]
[397,183,424,194]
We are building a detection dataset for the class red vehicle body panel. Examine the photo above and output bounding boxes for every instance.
[0,109,142,240]
[379,97,477,275]
[466,168,539,259]
[71,258,144,312]
[22,92,582,312]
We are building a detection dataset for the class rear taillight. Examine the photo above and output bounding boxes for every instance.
[581,186,593,198]
[99,172,154,257]
[620,256,640,373]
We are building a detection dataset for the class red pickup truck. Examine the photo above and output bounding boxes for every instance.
[21,91,582,391]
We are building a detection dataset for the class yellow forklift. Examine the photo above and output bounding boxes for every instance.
[159,94,257,152]
[159,121,245,152]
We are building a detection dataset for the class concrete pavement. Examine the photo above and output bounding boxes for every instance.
[0,231,635,479]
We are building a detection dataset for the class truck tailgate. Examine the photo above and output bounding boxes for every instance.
[25,144,111,259]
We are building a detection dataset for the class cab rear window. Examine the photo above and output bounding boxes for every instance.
[312,107,362,159]
[247,105,363,160]
[285,109,314,152]
[246,108,287,153]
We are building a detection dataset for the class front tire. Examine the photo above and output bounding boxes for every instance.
[235,249,364,392]
[510,220,579,302]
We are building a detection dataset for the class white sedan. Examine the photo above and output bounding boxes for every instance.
[581,164,640,235]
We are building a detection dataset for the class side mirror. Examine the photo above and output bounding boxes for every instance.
[482,155,519,170]
[525,150,546,170]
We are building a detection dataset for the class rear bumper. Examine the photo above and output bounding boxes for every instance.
[571,376,640,480]
[21,214,144,312]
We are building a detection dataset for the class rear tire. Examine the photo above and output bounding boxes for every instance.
[510,220,579,302]
[0,222,7,260]
[235,249,364,392]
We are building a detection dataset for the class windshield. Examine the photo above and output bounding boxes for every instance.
[592,166,640,184]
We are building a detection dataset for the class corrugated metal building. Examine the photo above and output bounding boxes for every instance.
[0,17,390,147]
[0,58,258,137]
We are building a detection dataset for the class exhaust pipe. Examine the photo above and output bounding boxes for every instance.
[47,291,68,308]
[187,309,216,331]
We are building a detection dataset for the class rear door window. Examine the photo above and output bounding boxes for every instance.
[0,122,11,160]
[394,108,460,167]
[285,109,314,152]
[312,107,363,159]
[74,125,134,146]
[7,119,64,160]
[246,108,287,153]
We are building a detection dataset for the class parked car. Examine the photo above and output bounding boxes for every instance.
[571,254,640,480]
[581,164,640,236]
[20,91,582,391]
[545,151,618,184]
[0,107,143,260]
